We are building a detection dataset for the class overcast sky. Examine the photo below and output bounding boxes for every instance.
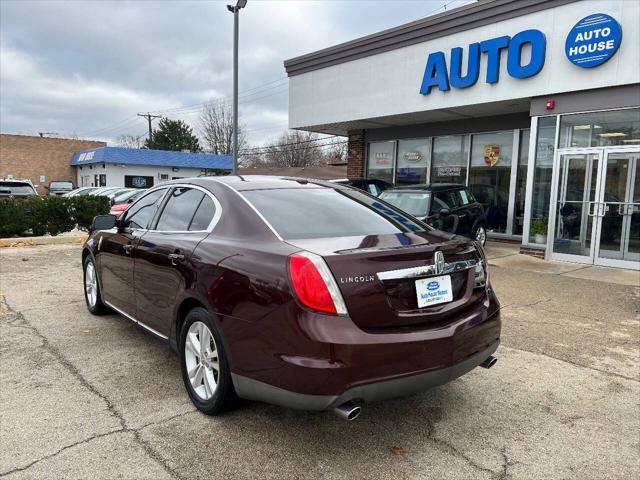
[1,0,467,147]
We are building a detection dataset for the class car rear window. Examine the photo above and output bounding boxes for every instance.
[379,191,430,217]
[0,182,36,195]
[50,182,73,188]
[242,188,425,240]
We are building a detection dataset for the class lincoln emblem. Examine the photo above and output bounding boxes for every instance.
[434,251,445,275]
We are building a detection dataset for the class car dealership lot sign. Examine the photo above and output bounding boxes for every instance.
[420,13,622,94]
[565,13,622,68]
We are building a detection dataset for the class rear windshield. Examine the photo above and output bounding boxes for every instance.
[50,182,72,188]
[379,191,430,217]
[0,182,36,195]
[242,188,426,240]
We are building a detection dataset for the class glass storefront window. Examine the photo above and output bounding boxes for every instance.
[513,129,530,235]
[431,135,469,184]
[396,138,430,185]
[528,116,557,244]
[367,141,396,184]
[559,108,640,148]
[468,131,513,234]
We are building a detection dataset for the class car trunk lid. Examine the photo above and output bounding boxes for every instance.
[286,232,485,329]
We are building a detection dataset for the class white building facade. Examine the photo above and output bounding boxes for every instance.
[71,147,232,190]
[285,0,640,270]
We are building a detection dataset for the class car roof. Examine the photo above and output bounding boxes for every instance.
[383,183,466,192]
[172,175,344,192]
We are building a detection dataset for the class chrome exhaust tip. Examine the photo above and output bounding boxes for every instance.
[480,355,497,369]
[333,401,361,421]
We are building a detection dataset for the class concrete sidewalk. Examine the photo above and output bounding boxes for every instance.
[485,241,639,287]
[0,230,87,248]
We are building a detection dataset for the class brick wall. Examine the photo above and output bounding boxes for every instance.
[346,130,365,179]
[0,134,106,195]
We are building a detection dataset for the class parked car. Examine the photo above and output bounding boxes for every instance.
[109,190,146,218]
[89,187,122,197]
[0,179,38,198]
[64,187,99,197]
[330,178,392,197]
[82,176,500,419]
[379,183,488,245]
[46,180,74,196]
[83,176,500,420]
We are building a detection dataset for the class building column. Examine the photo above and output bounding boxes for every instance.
[346,130,365,179]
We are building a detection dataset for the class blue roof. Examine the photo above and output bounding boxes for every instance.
[70,147,233,170]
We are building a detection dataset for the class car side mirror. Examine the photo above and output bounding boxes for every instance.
[438,208,451,217]
[91,214,117,231]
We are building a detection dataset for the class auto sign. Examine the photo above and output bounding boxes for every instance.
[565,13,622,68]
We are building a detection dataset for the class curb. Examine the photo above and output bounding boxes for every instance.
[0,235,87,248]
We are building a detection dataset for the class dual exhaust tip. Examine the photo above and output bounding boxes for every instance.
[332,356,497,421]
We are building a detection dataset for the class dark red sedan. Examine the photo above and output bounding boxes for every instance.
[83,176,500,420]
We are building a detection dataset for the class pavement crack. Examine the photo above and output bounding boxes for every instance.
[0,297,185,480]
[429,436,497,476]
[0,429,124,477]
[503,345,639,383]
[496,446,517,480]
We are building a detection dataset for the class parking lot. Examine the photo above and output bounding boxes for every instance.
[0,243,638,479]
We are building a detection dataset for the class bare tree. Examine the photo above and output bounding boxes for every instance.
[261,131,324,167]
[116,133,145,149]
[199,100,247,155]
[322,142,347,164]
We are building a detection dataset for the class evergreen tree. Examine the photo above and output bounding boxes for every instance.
[145,118,201,152]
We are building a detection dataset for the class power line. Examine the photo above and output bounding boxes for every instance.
[240,139,347,155]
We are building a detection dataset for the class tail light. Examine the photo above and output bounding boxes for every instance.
[474,241,490,288]
[288,252,347,315]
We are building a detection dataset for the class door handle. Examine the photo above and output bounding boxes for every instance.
[123,244,133,254]
[168,253,185,265]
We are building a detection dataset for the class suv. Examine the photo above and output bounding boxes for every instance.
[47,181,74,196]
[380,183,488,245]
[0,179,38,198]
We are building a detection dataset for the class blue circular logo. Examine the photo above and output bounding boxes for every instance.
[427,281,440,291]
[565,13,622,68]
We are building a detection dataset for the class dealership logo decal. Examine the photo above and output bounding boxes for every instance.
[483,144,500,167]
[565,13,622,68]
[419,29,546,95]
[404,151,423,163]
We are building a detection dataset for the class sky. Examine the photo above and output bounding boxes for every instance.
[0,0,470,148]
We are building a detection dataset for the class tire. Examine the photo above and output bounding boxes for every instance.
[83,255,109,315]
[473,223,487,246]
[179,307,236,415]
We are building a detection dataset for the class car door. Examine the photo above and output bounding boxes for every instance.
[453,187,476,235]
[98,188,168,315]
[429,190,458,233]
[133,186,218,337]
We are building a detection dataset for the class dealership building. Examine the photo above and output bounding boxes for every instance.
[285,0,639,270]
[71,147,232,189]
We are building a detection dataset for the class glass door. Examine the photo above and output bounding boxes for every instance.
[549,150,602,264]
[595,150,639,269]
[549,147,640,270]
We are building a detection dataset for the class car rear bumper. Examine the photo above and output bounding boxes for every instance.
[232,339,499,411]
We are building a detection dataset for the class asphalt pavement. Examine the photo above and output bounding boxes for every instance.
[0,243,638,479]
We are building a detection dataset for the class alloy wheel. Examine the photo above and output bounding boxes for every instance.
[476,226,487,245]
[85,262,97,307]
[184,321,219,401]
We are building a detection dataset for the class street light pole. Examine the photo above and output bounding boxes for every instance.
[227,0,247,175]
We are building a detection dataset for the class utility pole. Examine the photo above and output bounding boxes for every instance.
[137,113,162,145]
[227,0,247,174]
